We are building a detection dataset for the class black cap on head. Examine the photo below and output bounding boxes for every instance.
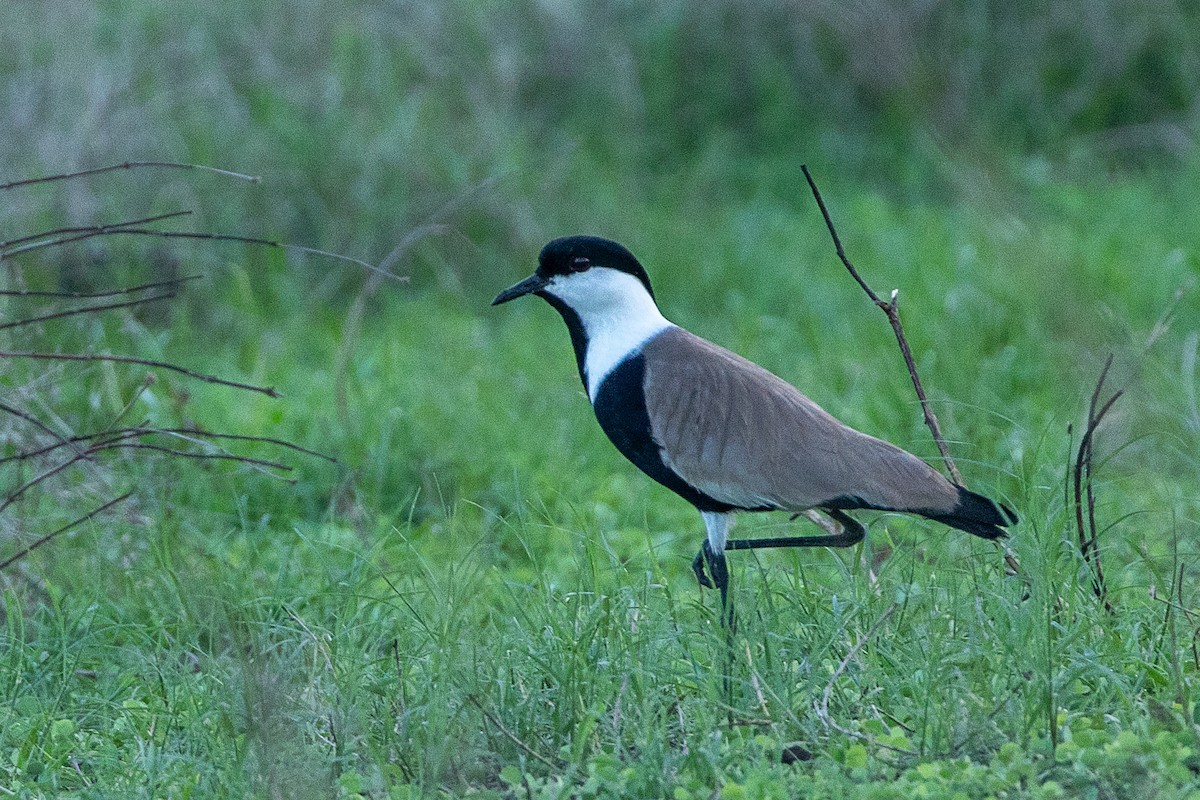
[536,236,655,300]
[492,235,655,306]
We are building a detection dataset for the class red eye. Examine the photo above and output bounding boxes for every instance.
[570,257,590,273]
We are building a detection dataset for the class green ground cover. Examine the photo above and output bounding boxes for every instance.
[2,2,1198,797]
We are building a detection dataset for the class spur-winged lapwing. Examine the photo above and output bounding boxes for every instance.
[493,235,1016,616]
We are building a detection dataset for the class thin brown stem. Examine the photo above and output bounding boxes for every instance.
[0,427,148,464]
[0,211,193,251]
[1073,354,1119,612]
[802,165,1025,579]
[0,274,203,299]
[467,695,558,769]
[0,426,335,465]
[1,161,260,191]
[0,450,97,514]
[2,226,405,283]
[801,165,963,485]
[0,292,175,332]
[1,206,406,283]
[0,351,279,397]
[0,492,134,572]
[156,429,337,463]
[0,429,301,515]
[0,401,72,447]
[93,442,293,473]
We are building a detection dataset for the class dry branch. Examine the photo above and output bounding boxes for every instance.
[800,165,1021,576]
[0,401,75,447]
[96,443,293,474]
[1,449,99,514]
[0,274,202,299]
[0,351,280,397]
[0,425,307,516]
[5,225,407,284]
[1073,355,1120,612]
[0,160,260,191]
[0,210,194,252]
[0,162,357,572]
[0,492,134,572]
[801,165,961,484]
[0,426,335,466]
[0,292,175,332]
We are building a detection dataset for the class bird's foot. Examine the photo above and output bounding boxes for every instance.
[692,547,714,588]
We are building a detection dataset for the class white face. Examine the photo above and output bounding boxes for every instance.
[541,266,652,313]
[542,267,673,401]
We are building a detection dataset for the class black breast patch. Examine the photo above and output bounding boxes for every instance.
[592,354,736,513]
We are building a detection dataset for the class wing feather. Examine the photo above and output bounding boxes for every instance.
[641,328,959,514]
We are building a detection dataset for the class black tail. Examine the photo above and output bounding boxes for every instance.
[924,486,1018,540]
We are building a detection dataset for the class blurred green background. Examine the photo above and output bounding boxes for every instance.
[2,2,1199,798]
[6,1,1198,267]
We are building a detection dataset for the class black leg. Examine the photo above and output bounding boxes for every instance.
[692,547,714,588]
[701,539,735,631]
[693,510,864,586]
[693,509,862,629]
[725,509,865,551]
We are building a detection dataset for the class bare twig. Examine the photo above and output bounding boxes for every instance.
[0,450,98,514]
[0,351,279,397]
[0,428,302,514]
[1067,283,1191,608]
[3,225,408,284]
[0,492,134,572]
[154,429,337,463]
[467,695,558,769]
[0,292,175,332]
[816,603,911,754]
[0,165,344,564]
[802,166,1023,578]
[0,426,335,465]
[1073,354,1119,612]
[1,160,261,191]
[0,274,202,299]
[95,443,293,474]
[0,427,148,464]
[802,165,961,485]
[0,401,73,447]
[0,210,194,251]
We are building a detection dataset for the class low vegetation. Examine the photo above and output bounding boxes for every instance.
[2,2,1198,797]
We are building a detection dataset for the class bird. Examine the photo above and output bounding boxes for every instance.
[493,235,1016,620]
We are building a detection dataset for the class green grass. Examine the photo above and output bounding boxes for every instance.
[3,174,1197,798]
[3,2,1200,797]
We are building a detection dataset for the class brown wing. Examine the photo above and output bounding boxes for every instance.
[641,328,960,514]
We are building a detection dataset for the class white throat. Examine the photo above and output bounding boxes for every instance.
[542,267,673,401]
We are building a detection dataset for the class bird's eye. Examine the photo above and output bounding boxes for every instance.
[569,256,590,273]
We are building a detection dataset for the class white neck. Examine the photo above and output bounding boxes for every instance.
[541,267,673,401]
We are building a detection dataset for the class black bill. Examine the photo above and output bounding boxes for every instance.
[491,273,548,306]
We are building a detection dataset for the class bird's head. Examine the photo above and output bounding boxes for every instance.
[491,235,657,311]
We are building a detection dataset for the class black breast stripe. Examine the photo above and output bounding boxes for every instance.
[540,292,589,389]
[592,354,737,513]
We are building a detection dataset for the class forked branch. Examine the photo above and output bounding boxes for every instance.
[0,160,261,191]
[0,162,350,574]
[0,492,134,572]
[1073,355,1120,612]
[801,165,962,485]
[801,165,1020,576]
[0,351,280,397]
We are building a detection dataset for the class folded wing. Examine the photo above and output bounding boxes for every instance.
[641,328,963,516]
